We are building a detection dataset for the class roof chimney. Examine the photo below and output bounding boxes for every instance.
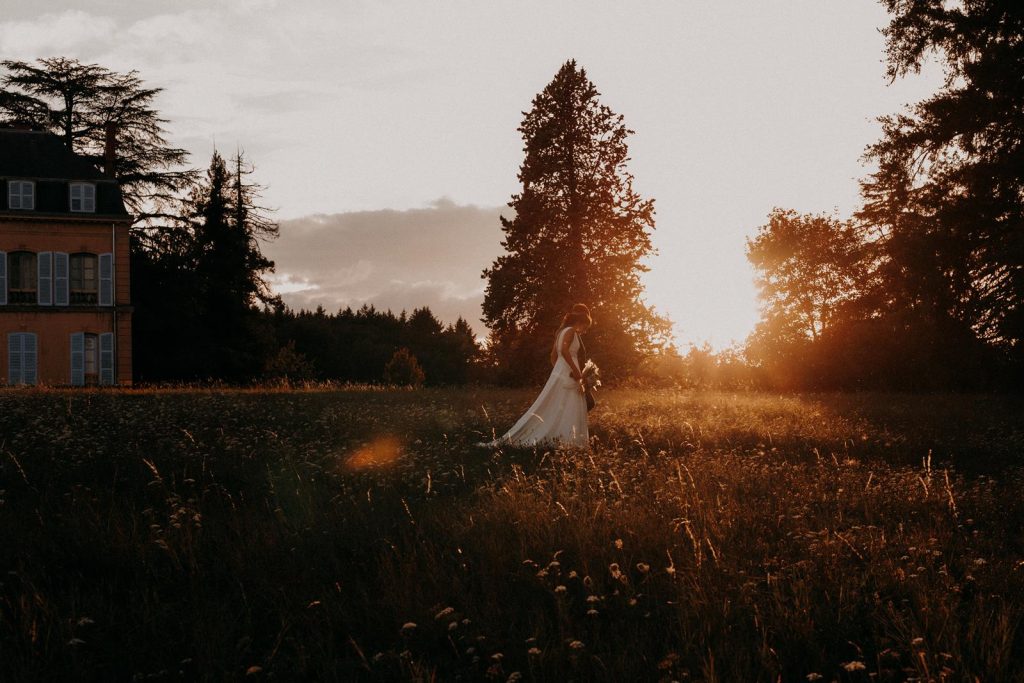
[104,122,117,178]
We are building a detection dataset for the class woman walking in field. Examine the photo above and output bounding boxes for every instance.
[483,304,593,448]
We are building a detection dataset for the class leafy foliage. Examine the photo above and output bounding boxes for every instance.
[384,347,426,386]
[483,60,671,384]
[747,209,872,343]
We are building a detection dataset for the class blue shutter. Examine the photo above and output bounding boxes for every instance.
[7,334,21,385]
[38,252,53,306]
[0,250,6,306]
[99,332,114,385]
[23,334,37,385]
[54,253,69,306]
[70,332,85,386]
[99,253,113,306]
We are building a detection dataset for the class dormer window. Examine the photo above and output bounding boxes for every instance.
[69,182,96,213]
[8,180,34,210]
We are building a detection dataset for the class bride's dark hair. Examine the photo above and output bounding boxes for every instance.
[561,303,593,329]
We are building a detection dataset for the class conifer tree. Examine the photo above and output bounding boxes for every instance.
[859,1,1024,361]
[0,57,193,220]
[482,60,670,383]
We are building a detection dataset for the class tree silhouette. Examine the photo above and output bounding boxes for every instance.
[860,1,1024,363]
[744,209,871,387]
[133,150,278,381]
[482,60,671,384]
[0,57,194,221]
[747,209,871,343]
[383,348,425,387]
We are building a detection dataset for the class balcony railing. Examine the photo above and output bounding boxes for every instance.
[71,291,99,305]
[7,290,37,305]
[3,290,103,306]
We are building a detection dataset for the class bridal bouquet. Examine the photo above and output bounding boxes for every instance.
[582,359,601,392]
[581,360,600,411]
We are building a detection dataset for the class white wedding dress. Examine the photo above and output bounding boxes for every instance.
[484,327,589,448]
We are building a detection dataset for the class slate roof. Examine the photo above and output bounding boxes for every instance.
[0,127,129,219]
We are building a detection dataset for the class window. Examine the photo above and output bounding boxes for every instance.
[8,180,34,210]
[84,334,99,384]
[7,251,37,304]
[70,253,98,304]
[8,332,38,385]
[71,332,113,386]
[69,182,96,212]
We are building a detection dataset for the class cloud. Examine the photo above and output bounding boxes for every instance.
[263,199,506,331]
[0,11,118,57]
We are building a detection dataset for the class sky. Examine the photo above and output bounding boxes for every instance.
[0,0,943,347]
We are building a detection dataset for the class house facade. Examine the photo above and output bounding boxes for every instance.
[0,128,132,386]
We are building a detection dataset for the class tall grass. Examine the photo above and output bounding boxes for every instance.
[1,388,1021,681]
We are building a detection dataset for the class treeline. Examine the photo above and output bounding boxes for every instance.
[129,150,482,384]
[264,305,481,385]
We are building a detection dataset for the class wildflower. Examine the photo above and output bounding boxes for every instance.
[554,585,567,594]
[245,666,263,675]
[609,563,622,580]
[569,640,585,650]
[508,673,523,683]
[636,562,650,574]
[806,674,823,681]
[401,622,417,634]
[587,609,599,617]
[586,595,600,603]
[76,617,95,627]
[911,637,925,647]
[435,607,455,620]
[448,621,458,632]
[614,538,624,550]
[841,661,866,672]
[528,647,541,656]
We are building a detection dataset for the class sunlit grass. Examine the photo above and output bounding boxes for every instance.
[1,387,1021,680]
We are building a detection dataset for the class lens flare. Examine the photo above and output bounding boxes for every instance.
[345,435,402,470]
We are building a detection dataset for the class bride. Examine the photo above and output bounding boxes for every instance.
[484,303,592,448]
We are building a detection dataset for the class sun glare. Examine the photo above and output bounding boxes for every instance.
[345,436,403,471]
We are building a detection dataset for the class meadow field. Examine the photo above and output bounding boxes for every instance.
[1,387,1022,682]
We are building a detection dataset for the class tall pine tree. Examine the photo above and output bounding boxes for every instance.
[482,60,670,383]
[133,150,278,381]
[859,1,1024,364]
